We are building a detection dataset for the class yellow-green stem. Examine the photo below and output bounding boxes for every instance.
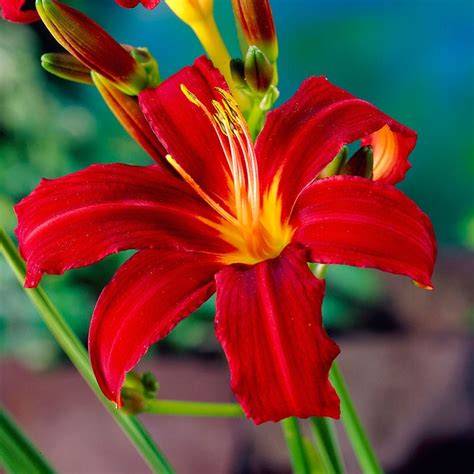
[143,400,244,417]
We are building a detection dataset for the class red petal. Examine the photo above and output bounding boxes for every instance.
[291,176,436,288]
[90,248,220,403]
[115,0,159,8]
[139,56,232,206]
[256,76,417,218]
[1,0,39,23]
[215,245,340,424]
[15,164,229,287]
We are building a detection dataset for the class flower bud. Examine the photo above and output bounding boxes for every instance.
[41,52,93,85]
[91,72,167,167]
[130,47,160,88]
[341,145,373,179]
[121,371,159,415]
[231,0,278,63]
[319,146,348,178]
[244,46,273,93]
[165,0,213,24]
[230,58,246,89]
[35,0,148,95]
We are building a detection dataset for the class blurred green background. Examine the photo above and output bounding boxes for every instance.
[0,1,473,472]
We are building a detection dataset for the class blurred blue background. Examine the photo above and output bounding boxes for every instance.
[1,1,473,472]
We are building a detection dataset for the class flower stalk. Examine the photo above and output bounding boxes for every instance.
[309,417,345,474]
[0,228,174,474]
[330,363,383,474]
[281,417,310,474]
[142,400,245,417]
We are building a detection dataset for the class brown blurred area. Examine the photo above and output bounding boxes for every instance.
[1,250,473,473]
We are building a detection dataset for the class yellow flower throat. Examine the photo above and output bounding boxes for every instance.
[166,86,294,265]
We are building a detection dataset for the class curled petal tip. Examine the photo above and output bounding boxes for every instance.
[413,280,434,291]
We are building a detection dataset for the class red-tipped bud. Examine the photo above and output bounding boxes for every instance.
[35,0,148,95]
[1,0,39,23]
[41,52,93,85]
[231,0,278,63]
[244,45,273,93]
[91,71,167,167]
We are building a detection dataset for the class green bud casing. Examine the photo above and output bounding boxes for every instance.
[41,52,93,85]
[341,145,374,179]
[244,46,273,93]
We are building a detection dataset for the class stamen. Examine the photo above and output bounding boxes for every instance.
[165,154,238,226]
[178,84,291,265]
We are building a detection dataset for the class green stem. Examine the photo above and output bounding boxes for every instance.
[0,228,174,474]
[309,417,345,474]
[330,363,383,474]
[143,400,244,417]
[1,406,55,474]
[246,99,265,140]
[281,417,310,474]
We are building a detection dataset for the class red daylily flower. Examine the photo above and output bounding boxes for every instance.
[15,57,436,424]
[0,0,159,24]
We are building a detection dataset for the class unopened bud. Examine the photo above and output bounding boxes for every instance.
[319,146,348,178]
[36,0,148,95]
[120,371,159,415]
[244,46,273,93]
[165,0,213,24]
[231,0,278,63]
[341,145,373,179]
[130,47,160,88]
[41,53,93,85]
[230,58,247,89]
[92,72,167,167]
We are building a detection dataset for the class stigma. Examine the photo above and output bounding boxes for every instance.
[166,85,294,265]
